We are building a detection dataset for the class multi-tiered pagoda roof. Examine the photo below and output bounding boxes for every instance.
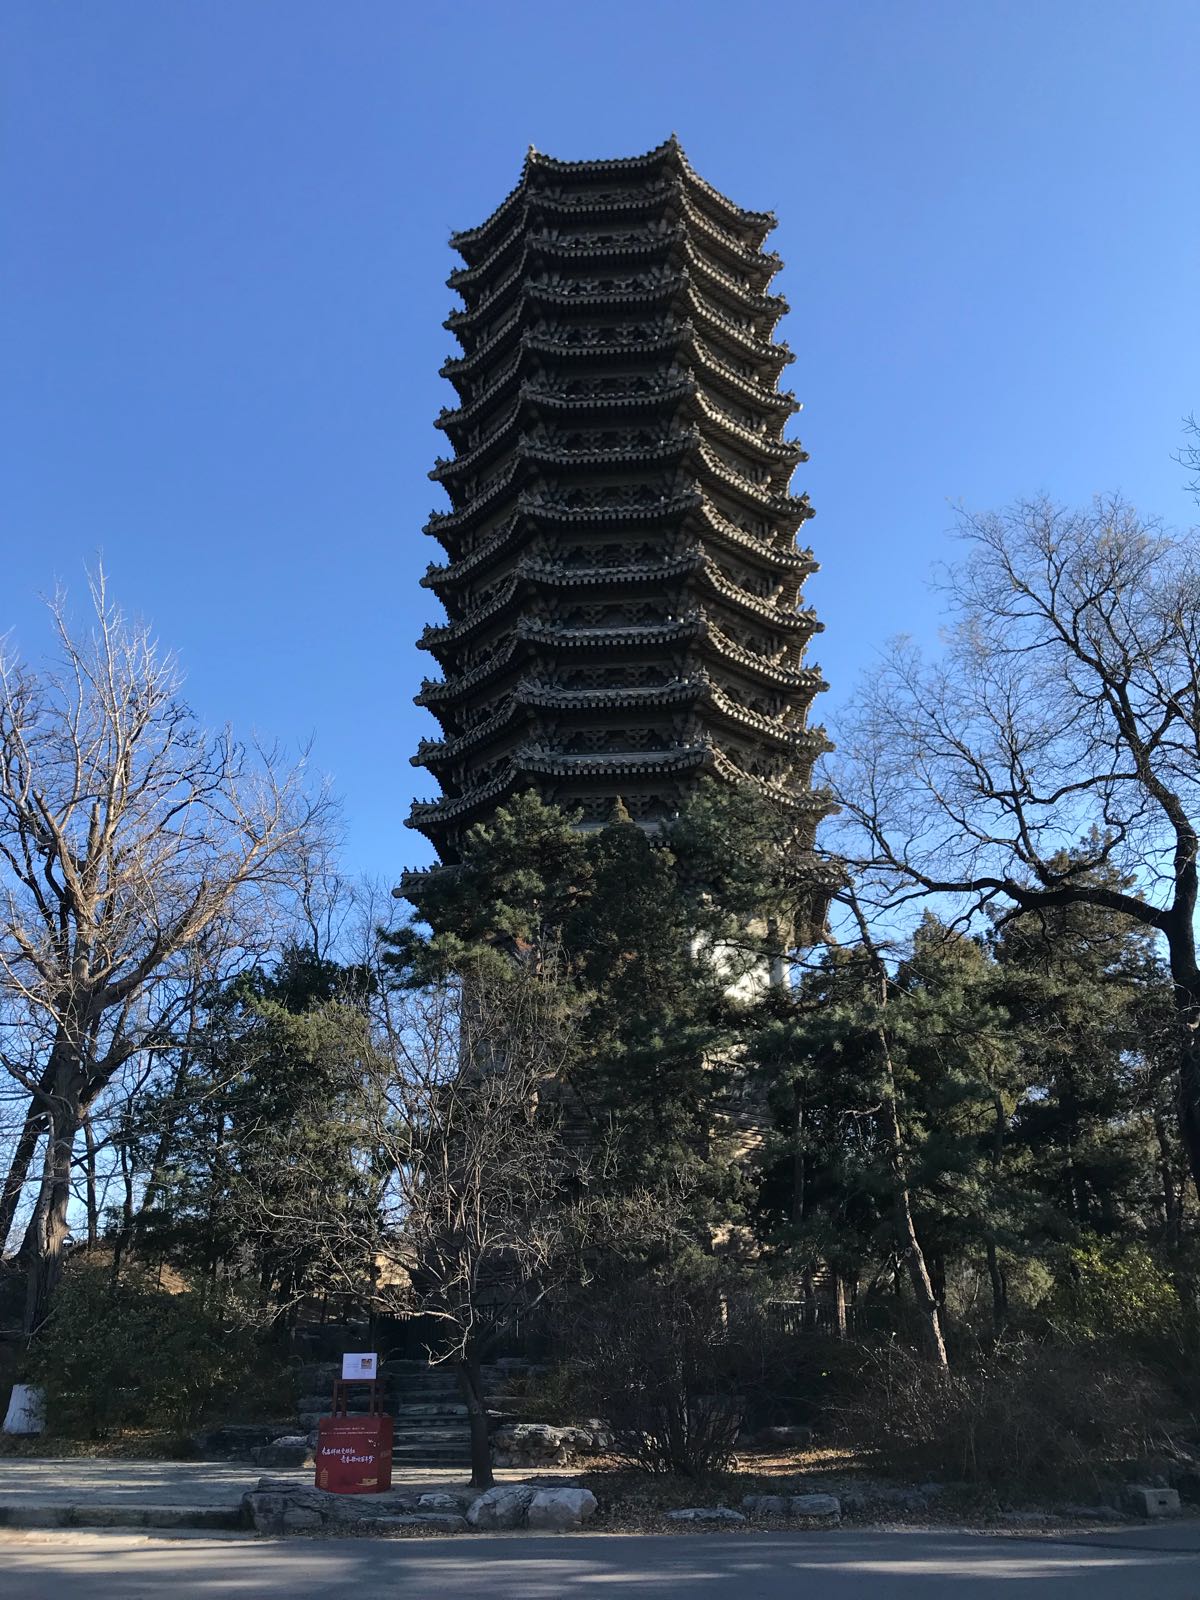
[409,137,830,859]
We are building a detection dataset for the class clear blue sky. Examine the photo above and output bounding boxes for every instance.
[3,1,1197,880]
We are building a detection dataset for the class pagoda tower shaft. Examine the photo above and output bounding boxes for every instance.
[410,138,829,859]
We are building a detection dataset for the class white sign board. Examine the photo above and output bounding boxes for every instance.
[341,1352,378,1381]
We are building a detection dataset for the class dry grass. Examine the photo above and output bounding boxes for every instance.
[0,1428,209,1460]
[565,1444,984,1531]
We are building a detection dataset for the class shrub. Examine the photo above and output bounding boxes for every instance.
[495,1360,589,1425]
[569,1257,778,1477]
[24,1260,264,1438]
[839,1337,1175,1494]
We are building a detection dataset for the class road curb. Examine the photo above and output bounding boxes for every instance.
[0,1503,245,1531]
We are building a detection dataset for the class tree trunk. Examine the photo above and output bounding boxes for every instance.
[929,1253,947,1310]
[848,897,949,1370]
[458,1353,494,1489]
[0,1094,45,1256]
[892,1179,949,1367]
[1174,982,1200,1207]
[800,1267,817,1333]
[876,1024,949,1369]
[791,1081,805,1226]
[985,1236,1007,1335]
[23,1099,80,1333]
[111,1134,136,1281]
[833,1270,848,1338]
[1153,1108,1181,1246]
[83,1113,99,1248]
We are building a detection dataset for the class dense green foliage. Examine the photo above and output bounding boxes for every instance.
[133,946,381,1314]
[389,792,767,1221]
[24,1260,275,1438]
[752,881,1193,1344]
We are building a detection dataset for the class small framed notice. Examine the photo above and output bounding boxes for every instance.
[341,1352,379,1381]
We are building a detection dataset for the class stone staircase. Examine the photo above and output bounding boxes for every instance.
[297,1357,528,1471]
[389,1359,471,1470]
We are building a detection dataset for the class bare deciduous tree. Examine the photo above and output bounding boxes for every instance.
[245,964,581,1488]
[1176,414,1200,504]
[836,495,1200,1200]
[0,573,333,1329]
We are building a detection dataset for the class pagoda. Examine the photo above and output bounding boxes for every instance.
[409,138,829,860]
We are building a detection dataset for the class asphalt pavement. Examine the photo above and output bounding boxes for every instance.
[3,1526,1199,1598]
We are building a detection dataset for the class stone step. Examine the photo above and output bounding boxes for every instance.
[299,1402,381,1417]
[302,1394,462,1414]
[394,1403,468,1418]
[300,1406,476,1429]
[392,1440,473,1452]
[392,1449,472,1466]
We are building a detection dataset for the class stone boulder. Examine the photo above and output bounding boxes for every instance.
[559,1422,613,1454]
[1124,1485,1181,1517]
[491,1422,569,1468]
[242,1477,466,1535]
[666,1506,746,1524]
[466,1484,539,1530]
[741,1492,840,1522]
[418,1491,474,1512]
[251,1435,314,1470]
[243,1481,329,1535]
[792,1493,841,1521]
[242,1473,601,1537]
[741,1494,793,1516]
[526,1487,599,1531]
[491,1419,611,1468]
[370,1513,468,1533]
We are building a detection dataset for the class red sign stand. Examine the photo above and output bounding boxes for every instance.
[315,1378,393,1494]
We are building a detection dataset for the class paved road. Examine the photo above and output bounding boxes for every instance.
[0,1459,258,1509]
[3,1527,1199,1598]
[0,1457,468,1507]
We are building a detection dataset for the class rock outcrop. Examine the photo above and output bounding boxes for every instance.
[242,1476,597,1536]
[491,1420,611,1468]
